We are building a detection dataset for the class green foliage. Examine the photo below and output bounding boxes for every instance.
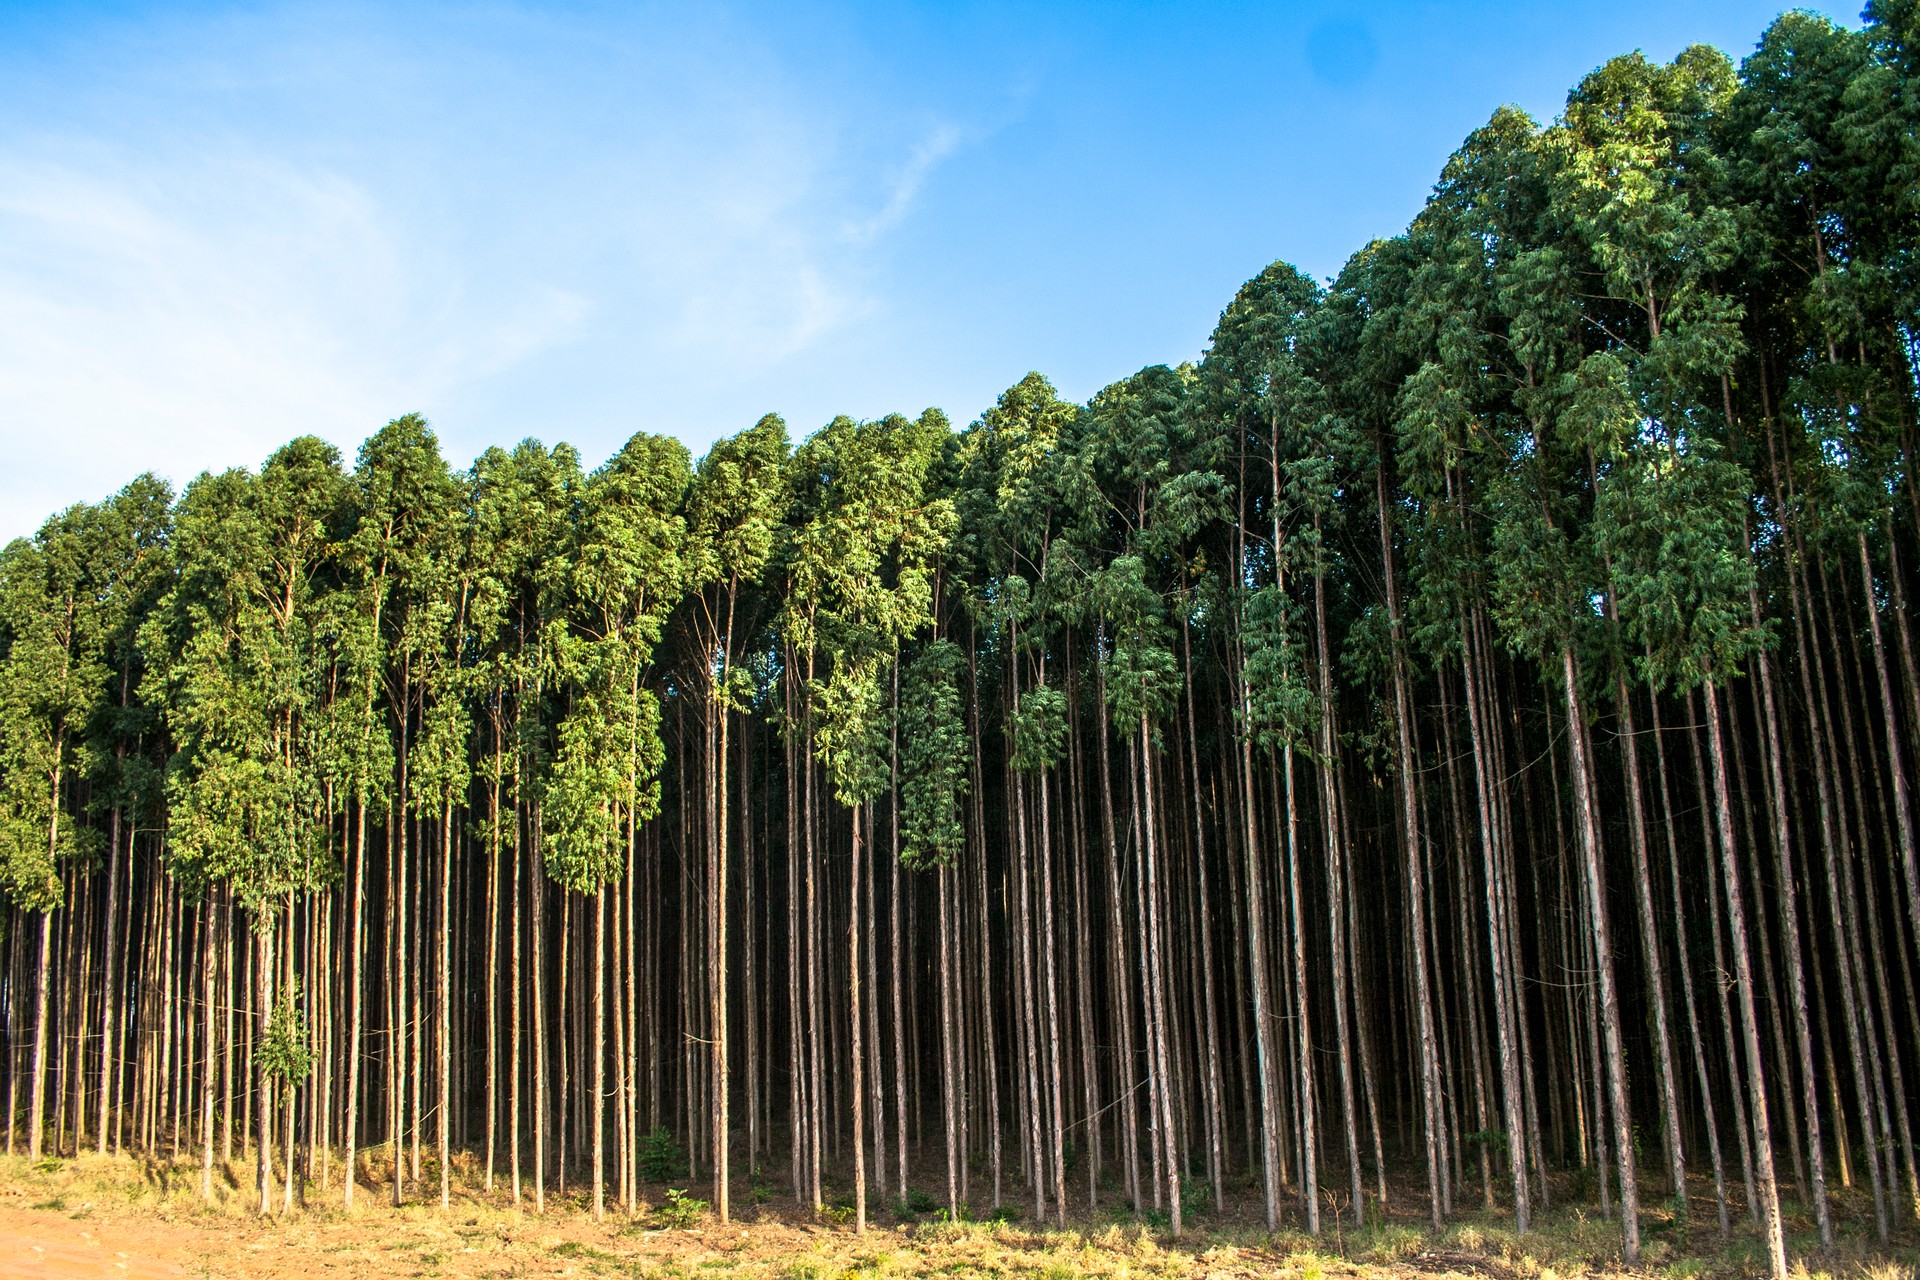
[1008,683,1068,773]
[0,502,127,911]
[687,414,789,621]
[1088,557,1178,729]
[1240,584,1319,751]
[140,439,348,910]
[543,431,688,893]
[894,1187,940,1220]
[898,640,969,869]
[654,1187,709,1229]
[785,411,955,811]
[258,980,314,1084]
[1172,1179,1211,1223]
[1595,436,1762,691]
[638,1127,689,1183]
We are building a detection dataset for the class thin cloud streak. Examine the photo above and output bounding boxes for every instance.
[0,3,971,539]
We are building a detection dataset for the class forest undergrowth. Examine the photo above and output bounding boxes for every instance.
[3,1152,1915,1280]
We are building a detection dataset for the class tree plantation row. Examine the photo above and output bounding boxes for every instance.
[4,7,1919,1279]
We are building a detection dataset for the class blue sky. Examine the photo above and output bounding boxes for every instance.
[0,0,1856,537]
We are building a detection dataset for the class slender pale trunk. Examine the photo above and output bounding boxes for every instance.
[258,920,275,1215]
[891,664,909,1202]
[1093,651,1138,1214]
[1462,624,1531,1231]
[391,791,407,1206]
[1703,676,1789,1280]
[1317,566,1364,1230]
[593,884,607,1219]
[1560,645,1638,1262]
[1236,651,1281,1229]
[1649,696,1731,1236]
[28,754,62,1163]
[938,862,960,1217]
[201,894,216,1199]
[1138,711,1180,1236]
[1747,573,1828,1244]
[1378,456,1443,1234]
[713,694,731,1223]
[531,812,547,1213]
[440,806,454,1208]
[1859,535,1920,975]
[511,770,525,1205]
[851,803,868,1234]
[486,756,501,1195]
[344,802,366,1207]
[1284,743,1319,1234]
[1613,671,1685,1216]
[1036,750,1068,1227]
[98,803,123,1156]
[28,911,53,1162]
[1180,685,1225,1217]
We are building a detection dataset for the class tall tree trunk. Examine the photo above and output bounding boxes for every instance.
[1378,455,1444,1234]
[258,919,275,1215]
[1703,676,1789,1280]
[593,884,607,1219]
[712,694,731,1223]
[1648,694,1732,1238]
[1859,534,1920,986]
[1559,645,1639,1263]
[851,802,868,1234]
[440,805,454,1208]
[28,911,52,1162]
[1137,711,1181,1236]
[1613,671,1686,1216]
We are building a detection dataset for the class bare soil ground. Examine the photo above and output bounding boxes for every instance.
[2,1153,1914,1280]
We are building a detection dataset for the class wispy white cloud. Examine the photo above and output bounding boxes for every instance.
[0,3,973,537]
[845,121,964,244]
[0,140,592,522]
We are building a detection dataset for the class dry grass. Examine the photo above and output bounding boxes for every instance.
[1,1152,1915,1280]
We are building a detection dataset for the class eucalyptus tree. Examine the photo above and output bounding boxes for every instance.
[1554,46,1812,1269]
[955,372,1079,1226]
[896,634,970,1215]
[1067,364,1200,1236]
[1200,257,1369,1233]
[683,414,789,1222]
[785,410,953,1233]
[414,467,487,1210]
[1482,360,1646,1263]
[1390,106,1576,1233]
[342,414,460,1205]
[466,437,583,1211]
[545,431,690,1219]
[1595,426,1788,1278]
[1322,233,1457,1233]
[80,475,173,1161]
[0,503,117,1160]
[143,437,347,1212]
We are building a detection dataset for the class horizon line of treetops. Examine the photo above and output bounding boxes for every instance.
[3,7,1919,1279]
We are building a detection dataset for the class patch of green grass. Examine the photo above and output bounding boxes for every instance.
[894,1187,940,1220]
[653,1187,709,1229]
[1350,1221,1423,1264]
